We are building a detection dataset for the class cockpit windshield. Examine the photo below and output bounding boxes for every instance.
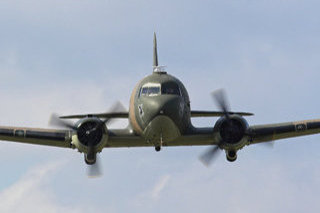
[139,82,181,97]
[161,82,181,96]
[140,83,161,97]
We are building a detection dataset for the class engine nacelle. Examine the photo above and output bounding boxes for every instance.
[226,150,237,162]
[214,114,249,150]
[71,117,108,154]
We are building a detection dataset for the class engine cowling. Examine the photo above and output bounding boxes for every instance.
[226,150,237,162]
[71,117,108,154]
[214,114,249,150]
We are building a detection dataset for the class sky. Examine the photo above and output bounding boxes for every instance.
[0,0,320,212]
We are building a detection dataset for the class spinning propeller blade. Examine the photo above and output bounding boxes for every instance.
[199,145,221,166]
[49,113,77,130]
[211,89,230,120]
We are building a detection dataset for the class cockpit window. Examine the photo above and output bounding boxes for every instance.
[140,83,161,97]
[161,82,181,96]
[139,82,181,97]
[148,87,160,95]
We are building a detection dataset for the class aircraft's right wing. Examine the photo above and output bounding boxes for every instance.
[0,126,72,148]
[60,112,128,119]
[248,119,320,144]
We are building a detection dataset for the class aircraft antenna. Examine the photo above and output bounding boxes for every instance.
[153,33,167,74]
[153,32,158,67]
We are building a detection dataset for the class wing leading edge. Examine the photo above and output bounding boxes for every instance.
[248,119,320,144]
[190,110,253,117]
[60,112,128,119]
[59,110,253,119]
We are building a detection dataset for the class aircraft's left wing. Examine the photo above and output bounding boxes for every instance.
[0,126,72,148]
[190,110,253,117]
[248,119,320,144]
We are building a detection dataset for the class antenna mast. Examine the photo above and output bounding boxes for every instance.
[153,33,166,73]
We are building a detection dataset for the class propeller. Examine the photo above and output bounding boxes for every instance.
[49,101,126,177]
[84,101,126,135]
[212,89,230,120]
[200,89,274,166]
[199,145,221,167]
[199,89,230,166]
[49,113,77,130]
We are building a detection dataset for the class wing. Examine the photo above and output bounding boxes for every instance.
[248,119,320,144]
[106,129,148,147]
[59,110,253,119]
[107,127,217,148]
[0,125,215,149]
[60,112,128,119]
[166,127,217,146]
[105,127,217,148]
[191,110,253,117]
[0,126,72,148]
[3,118,317,149]
[0,125,147,149]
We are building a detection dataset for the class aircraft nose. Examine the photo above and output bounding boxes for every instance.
[141,96,184,123]
[159,96,183,116]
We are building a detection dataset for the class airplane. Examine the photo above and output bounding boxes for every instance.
[1,33,320,173]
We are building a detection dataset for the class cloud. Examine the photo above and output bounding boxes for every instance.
[151,175,171,200]
[0,161,83,213]
[136,159,320,213]
[130,174,171,210]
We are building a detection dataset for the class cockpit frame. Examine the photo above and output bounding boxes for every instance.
[139,82,181,97]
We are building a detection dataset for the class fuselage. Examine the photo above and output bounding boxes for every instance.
[129,71,192,145]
